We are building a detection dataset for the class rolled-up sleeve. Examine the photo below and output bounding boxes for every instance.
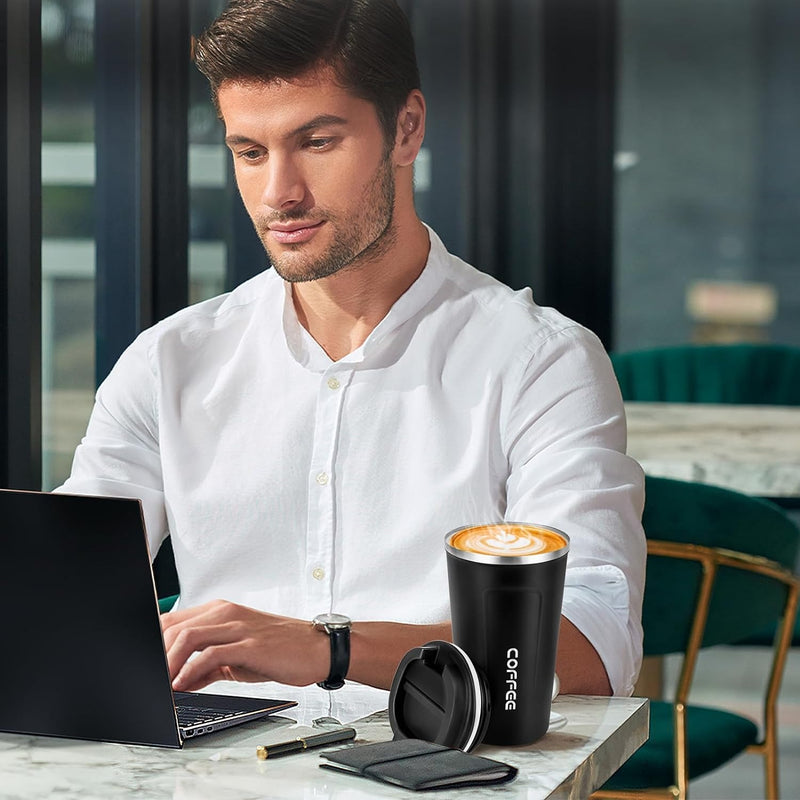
[503,324,646,695]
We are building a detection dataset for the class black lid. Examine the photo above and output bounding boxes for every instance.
[388,640,490,752]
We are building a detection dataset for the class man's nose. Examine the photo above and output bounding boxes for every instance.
[261,155,306,210]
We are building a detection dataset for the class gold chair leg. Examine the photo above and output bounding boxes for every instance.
[766,746,778,800]
[748,740,779,800]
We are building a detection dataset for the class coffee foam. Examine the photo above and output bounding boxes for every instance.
[449,524,566,557]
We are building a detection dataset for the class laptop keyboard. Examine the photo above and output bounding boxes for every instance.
[176,704,238,728]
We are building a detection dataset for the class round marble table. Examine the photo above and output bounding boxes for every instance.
[624,402,800,499]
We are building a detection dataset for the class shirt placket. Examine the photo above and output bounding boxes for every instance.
[304,367,352,615]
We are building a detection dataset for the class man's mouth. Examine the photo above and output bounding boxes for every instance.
[267,220,325,245]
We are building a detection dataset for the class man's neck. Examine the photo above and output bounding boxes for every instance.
[291,218,430,362]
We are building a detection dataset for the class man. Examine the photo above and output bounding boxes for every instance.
[59,0,645,724]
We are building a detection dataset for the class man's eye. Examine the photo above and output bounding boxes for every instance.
[306,138,333,150]
[239,148,264,161]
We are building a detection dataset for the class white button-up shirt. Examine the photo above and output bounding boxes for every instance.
[60,228,645,724]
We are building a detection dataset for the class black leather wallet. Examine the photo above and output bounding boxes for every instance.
[318,738,517,791]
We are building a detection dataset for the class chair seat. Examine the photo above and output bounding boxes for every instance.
[601,701,759,790]
[157,594,178,613]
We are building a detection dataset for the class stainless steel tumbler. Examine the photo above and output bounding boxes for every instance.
[445,523,569,746]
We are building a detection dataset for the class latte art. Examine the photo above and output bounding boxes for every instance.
[449,524,566,557]
[485,530,538,552]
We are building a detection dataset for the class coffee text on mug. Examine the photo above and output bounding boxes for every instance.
[505,648,519,711]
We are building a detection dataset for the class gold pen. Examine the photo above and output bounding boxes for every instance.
[256,727,357,759]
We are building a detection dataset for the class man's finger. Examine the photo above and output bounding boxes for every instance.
[165,623,240,680]
[171,643,250,691]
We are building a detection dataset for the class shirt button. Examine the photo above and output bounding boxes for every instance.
[316,471,329,486]
[327,377,341,390]
[312,567,325,580]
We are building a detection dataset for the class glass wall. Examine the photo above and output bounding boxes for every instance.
[188,0,227,305]
[42,0,228,490]
[614,0,800,350]
[41,0,95,489]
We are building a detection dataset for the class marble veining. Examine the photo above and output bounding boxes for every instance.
[0,696,647,800]
[625,402,800,497]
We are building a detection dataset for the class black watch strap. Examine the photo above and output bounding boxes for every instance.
[313,614,351,691]
[320,626,350,690]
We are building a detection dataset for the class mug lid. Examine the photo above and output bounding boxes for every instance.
[388,640,489,752]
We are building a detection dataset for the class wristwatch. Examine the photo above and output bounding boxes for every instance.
[312,613,352,690]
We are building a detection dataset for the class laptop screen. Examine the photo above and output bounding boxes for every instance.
[2,489,199,746]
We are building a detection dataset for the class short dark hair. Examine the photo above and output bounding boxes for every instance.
[193,0,421,143]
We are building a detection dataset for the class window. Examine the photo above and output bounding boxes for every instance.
[41,0,95,489]
[41,0,228,489]
[615,0,800,348]
[188,0,227,304]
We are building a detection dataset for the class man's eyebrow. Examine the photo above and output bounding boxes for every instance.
[225,134,257,147]
[291,114,349,136]
[225,115,349,148]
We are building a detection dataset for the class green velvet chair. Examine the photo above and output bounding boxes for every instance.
[158,594,178,613]
[153,537,179,613]
[610,343,800,406]
[593,476,799,800]
[153,533,179,586]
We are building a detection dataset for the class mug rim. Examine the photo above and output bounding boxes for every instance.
[445,522,570,565]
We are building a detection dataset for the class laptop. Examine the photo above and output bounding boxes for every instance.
[0,488,297,747]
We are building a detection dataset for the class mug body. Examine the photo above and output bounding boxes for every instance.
[445,523,568,746]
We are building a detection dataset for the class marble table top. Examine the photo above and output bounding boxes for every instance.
[625,402,800,498]
[0,695,648,800]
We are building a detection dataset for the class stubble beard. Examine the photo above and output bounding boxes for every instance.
[255,153,397,284]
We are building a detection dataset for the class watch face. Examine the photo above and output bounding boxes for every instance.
[314,613,351,629]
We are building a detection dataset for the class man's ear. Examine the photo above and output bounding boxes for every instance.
[393,90,426,167]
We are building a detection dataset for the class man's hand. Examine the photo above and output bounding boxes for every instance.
[161,600,329,691]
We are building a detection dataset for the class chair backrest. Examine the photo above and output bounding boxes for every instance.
[641,476,799,656]
[610,343,800,405]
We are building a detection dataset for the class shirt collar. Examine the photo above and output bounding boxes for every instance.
[281,224,449,370]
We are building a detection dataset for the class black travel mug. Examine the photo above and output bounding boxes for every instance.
[445,523,569,746]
